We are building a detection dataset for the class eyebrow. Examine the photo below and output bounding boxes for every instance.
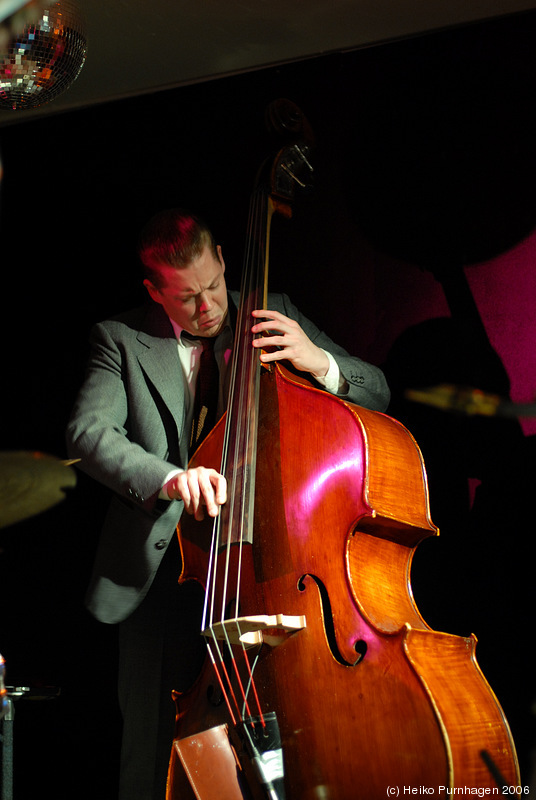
[178,277,220,299]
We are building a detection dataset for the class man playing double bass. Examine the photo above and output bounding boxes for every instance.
[66,207,390,800]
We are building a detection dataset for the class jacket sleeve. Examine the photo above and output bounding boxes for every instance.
[273,293,390,412]
[65,320,183,515]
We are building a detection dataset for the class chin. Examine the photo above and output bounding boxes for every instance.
[201,318,224,336]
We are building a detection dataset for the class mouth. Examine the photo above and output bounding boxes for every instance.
[199,308,227,334]
[200,317,220,331]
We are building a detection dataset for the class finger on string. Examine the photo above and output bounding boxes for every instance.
[214,475,227,505]
[185,471,203,518]
[198,470,220,518]
[176,474,191,509]
[260,349,285,364]
[252,322,289,338]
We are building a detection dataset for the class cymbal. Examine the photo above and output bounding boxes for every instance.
[0,451,77,529]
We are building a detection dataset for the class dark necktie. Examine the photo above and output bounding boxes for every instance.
[188,336,219,456]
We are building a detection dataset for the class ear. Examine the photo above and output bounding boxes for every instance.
[217,245,226,274]
[143,278,162,305]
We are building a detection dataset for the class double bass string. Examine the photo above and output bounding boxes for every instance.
[232,185,272,727]
[201,185,270,731]
[223,184,269,726]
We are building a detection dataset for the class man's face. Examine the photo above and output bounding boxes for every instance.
[144,244,228,337]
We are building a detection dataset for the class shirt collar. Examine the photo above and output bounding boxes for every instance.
[169,314,233,347]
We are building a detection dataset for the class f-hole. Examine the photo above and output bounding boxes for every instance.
[298,574,367,667]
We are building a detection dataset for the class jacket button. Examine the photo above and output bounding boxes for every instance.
[155,539,168,550]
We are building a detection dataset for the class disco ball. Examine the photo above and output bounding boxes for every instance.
[0,1,87,110]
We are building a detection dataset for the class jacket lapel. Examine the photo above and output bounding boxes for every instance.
[135,303,187,438]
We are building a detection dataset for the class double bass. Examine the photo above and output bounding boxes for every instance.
[166,100,520,800]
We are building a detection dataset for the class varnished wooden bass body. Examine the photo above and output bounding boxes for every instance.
[166,359,520,799]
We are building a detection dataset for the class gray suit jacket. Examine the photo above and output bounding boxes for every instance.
[66,292,389,623]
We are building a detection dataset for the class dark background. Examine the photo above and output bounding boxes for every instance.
[1,10,536,797]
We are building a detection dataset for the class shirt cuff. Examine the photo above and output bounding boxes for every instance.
[313,350,348,395]
[159,468,184,500]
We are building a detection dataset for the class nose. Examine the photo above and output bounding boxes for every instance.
[197,291,213,314]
